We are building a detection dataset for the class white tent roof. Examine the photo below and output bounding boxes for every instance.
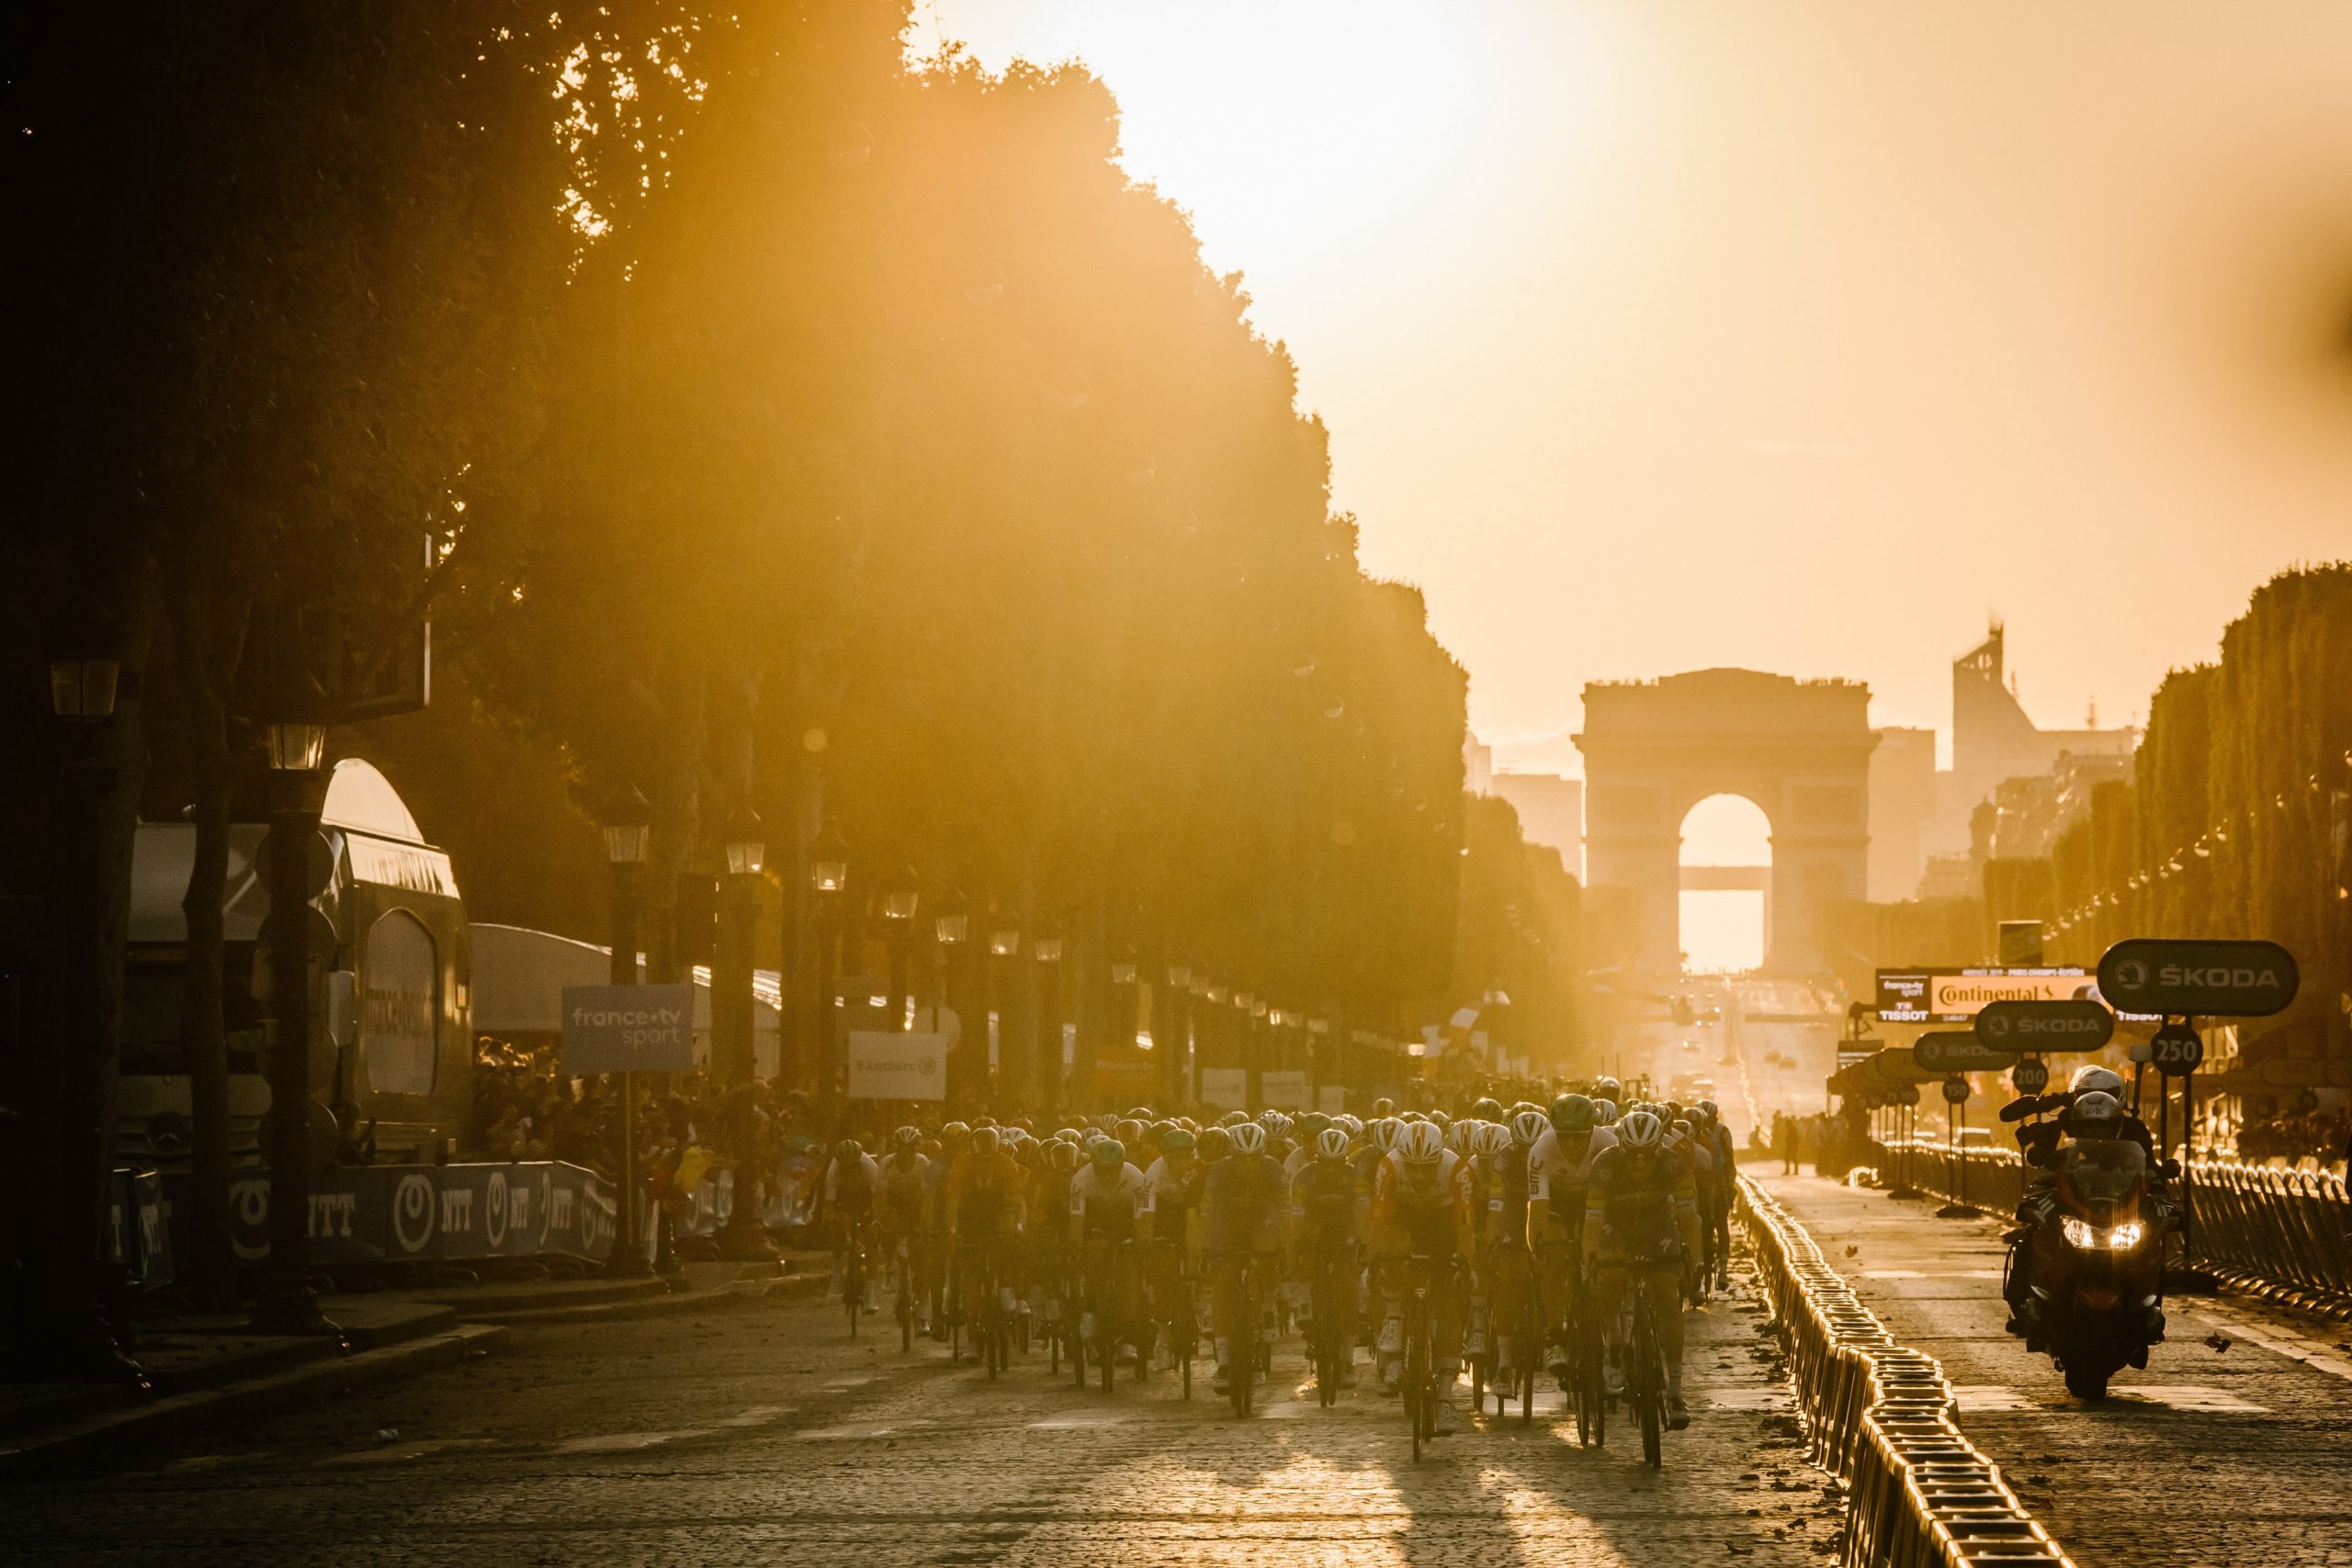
[469,922,779,1068]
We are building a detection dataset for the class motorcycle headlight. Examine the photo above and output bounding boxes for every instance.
[2061,1216,2096,1249]
[2107,1221,2143,1251]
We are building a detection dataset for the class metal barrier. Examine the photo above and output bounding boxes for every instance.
[1738,1176,2073,1568]
[1884,1138,2352,1321]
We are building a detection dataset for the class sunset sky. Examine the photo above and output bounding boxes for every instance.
[944,1,2352,778]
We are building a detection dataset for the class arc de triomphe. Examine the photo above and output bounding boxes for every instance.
[1575,669,1876,977]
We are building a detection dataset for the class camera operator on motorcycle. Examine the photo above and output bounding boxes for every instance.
[2002,1068,2175,1348]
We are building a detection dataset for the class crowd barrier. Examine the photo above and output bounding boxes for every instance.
[1738,1177,2073,1568]
[146,1161,622,1278]
[1881,1138,2352,1321]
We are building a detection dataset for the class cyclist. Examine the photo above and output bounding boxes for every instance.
[876,1126,933,1331]
[1583,1109,1701,1429]
[1692,1101,1736,1289]
[1484,1113,1542,1390]
[1371,1119,1475,1433]
[1143,1125,1205,1369]
[1204,1120,1286,1398]
[1524,1093,1615,1382]
[1291,1124,1362,1387]
[924,1122,972,1337]
[1069,1137,1154,1361]
[944,1124,1027,1359]
[1032,1136,1084,1336]
[819,1136,882,1312]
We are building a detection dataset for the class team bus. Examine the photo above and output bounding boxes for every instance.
[119,759,473,1169]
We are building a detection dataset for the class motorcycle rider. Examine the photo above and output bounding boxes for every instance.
[2002,1077,2170,1345]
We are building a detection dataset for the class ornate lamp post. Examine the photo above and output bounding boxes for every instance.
[715,807,772,1261]
[252,682,339,1337]
[880,864,920,1031]
[1161,962,1192,1109]
[600,785,653,1280]
[987,913,1021,1104]
[808,819,849,1091]
[1032,919,1066,1113]
[933,887,970,1101]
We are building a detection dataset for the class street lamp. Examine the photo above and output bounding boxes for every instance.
[881,863,919,1030]
[716,805,771,1261]
[1033,919,1065,1112]
[47,657,120,723]
[600,785,652,1280]
[808,819,849,1091]
[252,675,340,1338]
[934,887,970,1100]
[1161,961,1192,1107]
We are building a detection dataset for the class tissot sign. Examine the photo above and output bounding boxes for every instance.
[2096,940,2300,1018]
[1876,967,2096,1025]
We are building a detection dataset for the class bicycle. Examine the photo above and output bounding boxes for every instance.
[840,1217,874,1338]
[1149,1237,1198,1400]
[1565,1256,1605,1447]
[1398,1252,1451,1461]
[1623,1267,1672,1468]
[890,1234,922,1353]
[1303,1241,1354,1408]
[1078,1235,1142,1394]
[1211,1249,1275,1416]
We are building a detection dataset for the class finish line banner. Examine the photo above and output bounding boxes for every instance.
[1876,967,2096,1025]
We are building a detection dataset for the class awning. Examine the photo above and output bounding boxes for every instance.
[470,922,779,1071]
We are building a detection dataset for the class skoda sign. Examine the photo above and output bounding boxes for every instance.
[1915,1030,2019,1075]
[1975,998,2115,1051]
[2096,940,2300,1018]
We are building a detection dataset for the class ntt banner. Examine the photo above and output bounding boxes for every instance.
[561,983,695,1072]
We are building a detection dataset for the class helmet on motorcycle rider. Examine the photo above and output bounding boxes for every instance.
[1315,1128,1351,1162]
[941,1122,970,1144]
[1550,1093,1595,1134]
[2069,1066,2125,1098]
[970,1126,1002,1156]
[1228,1122,1268,1157]
[1090,1138,1126,1169]
[2069,1091,2124,1138]
[1477,1122,1512,1156]
[1592,1077,1622,1100]
[892,1125,922,1150]
[1046,1139,1083,1174]
[1197,1126,1232,1160]
[1616,1110,1664,1152]
[1592,1099,1621,1126]
[1399,1121,1446,1165]
[1470,1097,1504,1122]
[1371,1097,1396,1117]
[1510,1110,1549,1147]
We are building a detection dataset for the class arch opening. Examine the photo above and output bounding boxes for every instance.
[1679,794,1770,976]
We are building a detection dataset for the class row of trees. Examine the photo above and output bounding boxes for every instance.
[6,4,1585,1349]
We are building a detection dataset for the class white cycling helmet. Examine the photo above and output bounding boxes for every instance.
[1369,1117,1402,1154]
[1617,1110,1664,1151]
[1444,1119,1477,1154]
[1592,1099,1620,1126]
[1477,1121,1512,1156]
[1228,1122,1268,1156]
[1315,1127,1351,1161]
[1399,1121,1446,1164]
[1510,1109,1549,1147]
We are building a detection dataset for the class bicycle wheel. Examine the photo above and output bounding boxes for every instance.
[1406,1308,1431,1461]
[1634,1293,1663,1467]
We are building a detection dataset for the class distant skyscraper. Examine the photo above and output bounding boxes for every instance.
[1492,773,1584,880]
[1463,736,1494,796]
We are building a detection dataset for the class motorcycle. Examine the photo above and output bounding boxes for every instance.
[2011,1137,2169,1401]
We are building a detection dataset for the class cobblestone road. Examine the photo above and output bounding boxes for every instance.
[9,1268,1847,1567]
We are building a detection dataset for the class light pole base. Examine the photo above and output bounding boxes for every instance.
[250,1280,345,1340]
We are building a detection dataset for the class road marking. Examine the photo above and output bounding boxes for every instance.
[1951,1383,2037,1411]
[2188,1307,2352,1384]
[317,1438,502,1466]
[2116,1384,2268,1414]
[1862,1269,2003,1280]
[1025,1414,1129,1429]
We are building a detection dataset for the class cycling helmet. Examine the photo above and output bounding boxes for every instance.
[1592,1077,1621,1101]
[1427,1110,1452,1133]
[833,1138,863,1161]
[1090,1138,1126,1169]
[1126,1105,1155,1122]
[1295,1111,1331,1139]
[1443,1119,1476,1154]
[1399,1110,1427,1124]
[1259,1110,1291,1138]
[973,1115,998,1130]
[892,1125,922,1150]
[1115,1118,1146,1146]
[1669,1118,1692,1136]
[1470,1097,1504,1122]
[1371,1097,1396,1117]
[1477,1121,1512,1156]
[971,1126,1002,1155]
[1336,1114,1363,1137]
[1510,1109,1549,1147]
[2069,1091,2124,1138]
[1549,1093,1595,1134]
[1315,1127,1351,1162]
[1399,1121,1445,1164]
[2069,1065,2125,1097]
[1159,1127,1196,1153]
[941,1121,971,1143]
[1228,1122,1268,1156]
[1080,1126,1106,1147]
[1198,1126,1231,1160]
[1617,1110,1664,1151]
[1663,1101,1684,1124]
[1220,1111,1251,1128]
[1046,1139,1083,1174]
[1369,1117,1403,1153]
[1696,1100,1719,1122]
